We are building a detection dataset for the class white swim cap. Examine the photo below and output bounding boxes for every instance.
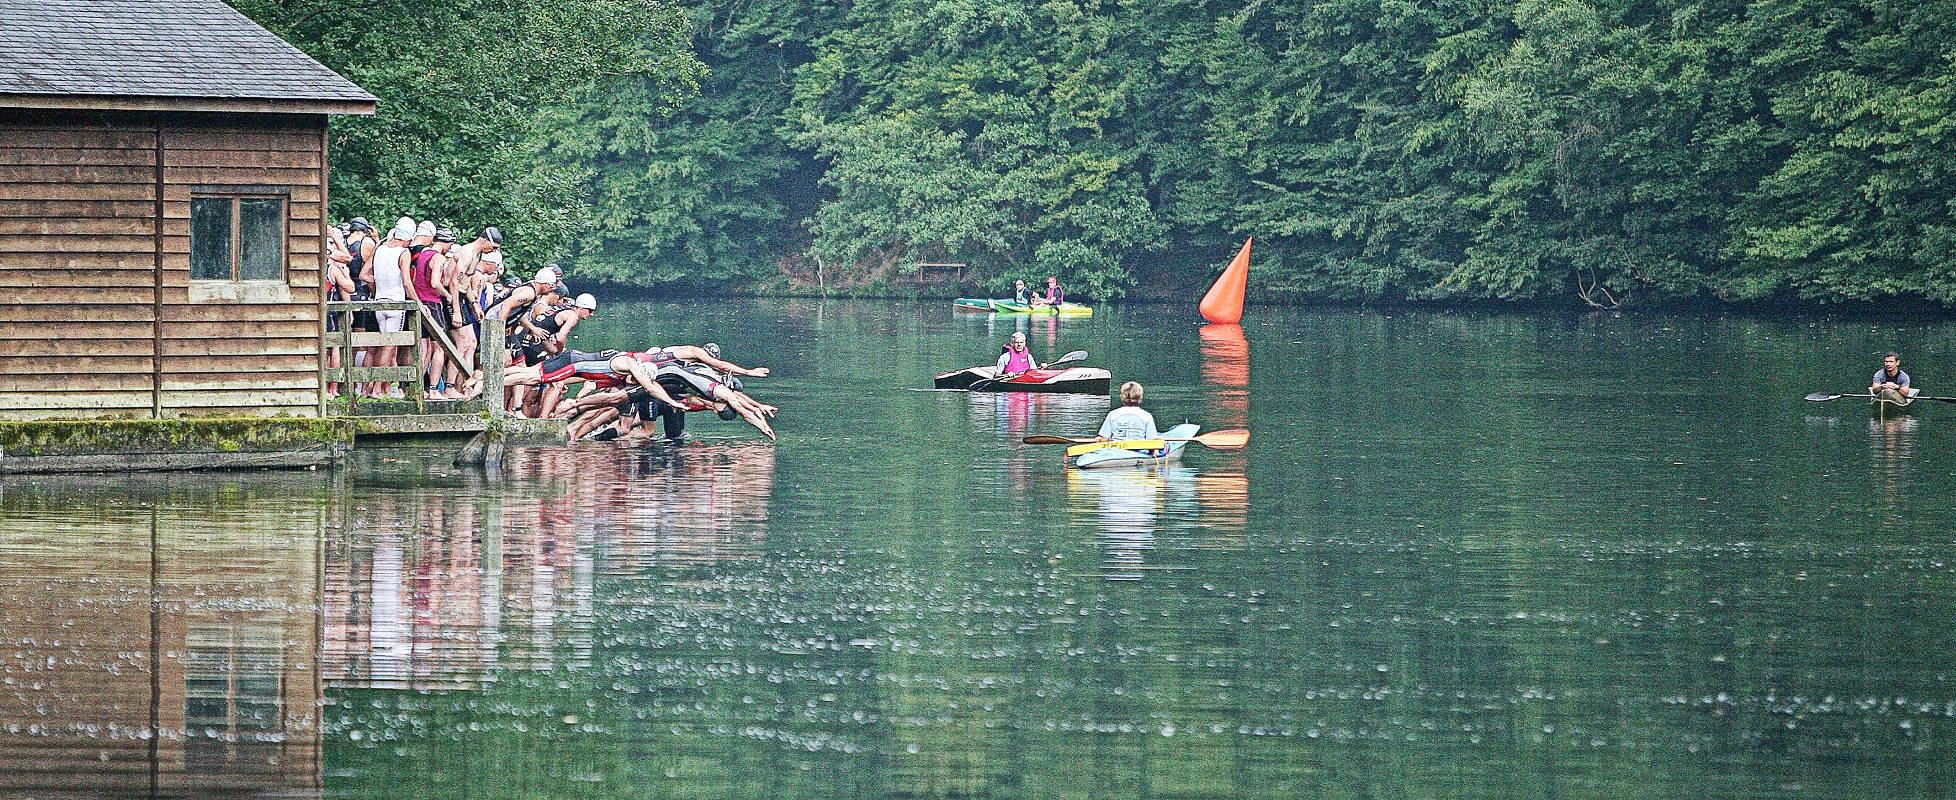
[532,266,560,285]
[574,293,597,310]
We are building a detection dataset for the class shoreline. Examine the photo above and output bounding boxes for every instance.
[569,285,1956,322]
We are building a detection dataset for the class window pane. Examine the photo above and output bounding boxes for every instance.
[238,198,285,281]
[190,198,233,280]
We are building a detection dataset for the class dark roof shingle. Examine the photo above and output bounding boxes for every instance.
[0,0,375,106]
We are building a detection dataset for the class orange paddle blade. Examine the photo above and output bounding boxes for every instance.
[1185,429,1250,449]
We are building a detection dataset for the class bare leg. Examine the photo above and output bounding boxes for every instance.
[446,325,476,399]
[424,335,447,397]
[567,407,619,440]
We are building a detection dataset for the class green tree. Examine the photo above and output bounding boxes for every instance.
[227,0,703,267]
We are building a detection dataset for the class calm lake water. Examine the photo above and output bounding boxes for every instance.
[5,299,1956,799]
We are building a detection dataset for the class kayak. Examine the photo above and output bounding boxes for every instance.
[992,301,1093,317]
[932,365,1111,394]
[1072,424,1199,469]
[953,298,1005,311]
[1873,389,1915,414]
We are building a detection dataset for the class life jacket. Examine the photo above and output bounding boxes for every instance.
[1002,345,1033,373]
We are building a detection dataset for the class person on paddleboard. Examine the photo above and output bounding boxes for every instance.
[1096,381,1161,443]
[1871,352,1919,400]
[997,331,1036,375]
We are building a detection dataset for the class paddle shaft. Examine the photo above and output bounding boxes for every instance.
[968,350,1090,391]
[1808,391,1956,404]
[1025,429,1250,449]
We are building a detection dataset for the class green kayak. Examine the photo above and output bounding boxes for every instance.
[991,301,1093,317]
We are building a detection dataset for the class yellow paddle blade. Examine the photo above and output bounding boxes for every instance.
[1066,440,1166,458]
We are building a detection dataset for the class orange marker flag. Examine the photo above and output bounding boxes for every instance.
[1199,237,1251,324]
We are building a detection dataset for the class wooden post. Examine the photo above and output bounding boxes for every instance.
[338,308,356,416]
[407,304,425,411]
[480,317,505,413]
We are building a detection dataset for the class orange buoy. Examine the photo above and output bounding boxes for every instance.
[1199,238,1251,324]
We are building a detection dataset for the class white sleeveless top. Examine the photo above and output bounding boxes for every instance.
[372,243,409,301]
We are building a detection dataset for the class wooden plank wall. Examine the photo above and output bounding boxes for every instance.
[0,110,325,420]
[160,115,324,417]
[0,114,159,419]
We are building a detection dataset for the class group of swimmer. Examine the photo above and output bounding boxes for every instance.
[326,216,779,441]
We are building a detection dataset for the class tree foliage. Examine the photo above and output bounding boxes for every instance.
[229,0,702,268]
[240,0,1956,305]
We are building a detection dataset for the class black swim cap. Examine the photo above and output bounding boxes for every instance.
[482,226,503,244]
[348,217,373,233]
[717,407,740,421]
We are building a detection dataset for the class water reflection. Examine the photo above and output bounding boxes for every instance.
[18,301,1956,800]
[1200,323,1249,428]
[0,473,327,799]
[1867,413,1920,501]
[1067,467,1250,580]
[327,443,777,692]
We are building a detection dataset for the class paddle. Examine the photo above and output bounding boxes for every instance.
[1066,439,1166,457]
[1025,429,1252,449]
[1806,391,1956,404]
[968,350,1089,392]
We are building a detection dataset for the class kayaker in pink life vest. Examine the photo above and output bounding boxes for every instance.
[997,331,1035,375]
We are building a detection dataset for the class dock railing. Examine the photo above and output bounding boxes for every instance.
[324,300,502,415]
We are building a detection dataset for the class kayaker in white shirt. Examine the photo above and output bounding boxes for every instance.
[1097,381,1160,442]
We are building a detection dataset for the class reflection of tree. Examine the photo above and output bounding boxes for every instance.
[0,473,327,797]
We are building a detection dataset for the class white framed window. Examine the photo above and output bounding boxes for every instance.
[190,191,293,302]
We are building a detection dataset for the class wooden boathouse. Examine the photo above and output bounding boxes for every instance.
[0,0,375,422]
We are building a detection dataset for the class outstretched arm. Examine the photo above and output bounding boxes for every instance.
[667,345,768,378]
[711,386,778,439]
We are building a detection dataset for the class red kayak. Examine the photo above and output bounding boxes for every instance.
[932,366,1111,394]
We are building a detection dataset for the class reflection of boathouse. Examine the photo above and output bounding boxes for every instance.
[0,474,328,797]
[0,0,373,422]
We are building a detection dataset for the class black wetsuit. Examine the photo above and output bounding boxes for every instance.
[520,305,572,363]
[620,384,688,439]
[346,237,376,331]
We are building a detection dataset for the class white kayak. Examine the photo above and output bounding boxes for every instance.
[1072,423,1199,469]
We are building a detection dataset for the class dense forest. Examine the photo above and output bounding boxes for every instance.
[237,0,1956,307]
